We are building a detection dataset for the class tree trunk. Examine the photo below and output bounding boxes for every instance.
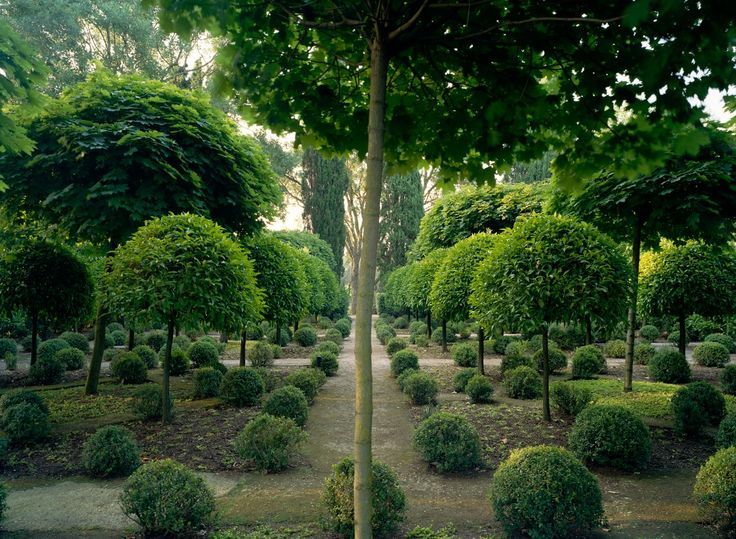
[351,261,361,316]
[162,316,175,424]
[478,326,485,375]
[542,325,551,422]
[426,312,432,338]
[353,36,387,539]
[441,320,448,352]
[85,304,109,395]
[294,319,299,333]
[679,311,687,357]
[276,322,282,344]
[240,330,247,367]
[585,316,593,345]
[30,311,38,366]
[127,329,135,351]
[624,217,643,392]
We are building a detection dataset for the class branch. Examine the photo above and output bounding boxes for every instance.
[389,0,430,41]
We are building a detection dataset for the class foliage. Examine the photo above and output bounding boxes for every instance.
[414,412,481,473]
[143,331,166,352]
[431,329,456,345]
[453,369,477,393]
[294,327,318,347]
[28,355,65,385]
[490,445,604,539]
[121,459,216,536]
[311,351,339,377]
[37,339,71,363]
[602,340,627,358]
[547,324,585,351]
[402,372,438,405]
[451,342,477,368]
[533,346,567,373]
[109,330,126,346]
[717,412,736,449]
[634,342,657,365]
[390,349,419,377]
[220,368,265,407]
[694,447,736,536]
[316,341,340,357]
[59,332,90,353]
[166,347,190,376]
[503,366,542,400]
[272,231,337,276]
[322,457,406,538]
[413,335,429,348]
[722,365,736,396]
[334,319,351,339]
[693,341,730,368]
[571,346,605,379]
[396,369,419,393]
[0,339,17,358]
[132,384,171,421]
[381,266,413,317]
[568,405,651,471]
[639,325,660,342]
[406,250,448,316]
[55,347,86,371]
[132,345,158,369]
[501,354,535,375]
[706,333,736,353]
[111,352,148,384]
[386,337,407,357]
[672,382,726,436]
[648,348,691,384]
[284,369,319,405]
[2,402,50,444]
[82,425,140,478]
[249,341,274,368]
[0,388,48,414]
[325,328,344,346]
[379,171,424,274]
[188,341,220,369]
[267,327,292,347]
[264,386,309,427]
[465,375,494,404]
[550,383,593,416]
[192,367,223,399]
[235,413,307,473]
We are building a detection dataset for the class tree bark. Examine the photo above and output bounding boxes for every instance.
[426,312,432,338]
[162,316,175,424]
[477,326,485,375]
[624,217,643,392]
[441,320,448,352]
[128,329,135,351]
[678,311,687,357]
[30,310,38,366]
[276,322,282,344]
[240,330,247,367]
[85,304,109,395]
[353,35,387,539]
[542,325,551,422]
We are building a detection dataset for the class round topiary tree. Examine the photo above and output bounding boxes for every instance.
[405,249,448,346]
[571,345,605,379]
[648,348,691,383]
[187,340,220,369]
[263,385,309,427]
[471,214,631,421]
[694,446,736,535]
[413,412,481,472]
[234,413,307,472]
[220,367,265,407]
[103,214,263,422]
[429,233,496,370]
[0,240,93,364]
[639,242,736,357]
[693,341,730,368]
[82,425,141,477]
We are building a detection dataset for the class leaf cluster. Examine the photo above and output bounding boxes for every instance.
[405,249,448,314]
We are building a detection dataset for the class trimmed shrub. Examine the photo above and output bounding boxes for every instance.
[568,405,651,471]
[121,459,215,536]
[267,327,292,346]
[310,350,339,377]
[285,369,319,404]
[672,382,726,436]
[648,348,691,383]
[451,342,477,368]
[396,368,418,392]
[500,353,534,374]
[667,330,683,346]
[318,318,333,330]
[639,324,660,342]
[198,335,226,355]
[235,413,307,472]
[722,365,736,395]
[316,340,340,356]
[82,425,140,477]
[550,382,592,416]
[687,314,721,342]
[250,341,275,368]
[322,457,406,538]
[431,328,457,345]
[220,368,265,407]
[162,347,190,375]
[245,322,265,340]
[505,340,530,359]
[490,445,604,539]
[493,335,514,354]
[334,319,351,338]
[409,321,427,337]
[270,344,283,359]
[4,352,16,370]
[403,372,438,405]
[503,366,542,399]
[693,341,730,368]
[705,333,736,353]
[106,322,125,334]
[188,341,220,368]
[294,326,318,347]
[413,335,429,347]
[393,316,409,329]
[0,388,48,415]
[414,412,481,472]
[466,374,493,403]
[193,367,223,399]
[0,338,17,358]
[571,345,605,379]
[602,339,626,358]
[2,402,50,444]
[37,338,70,363]
[377,326,396,345]
[109,330,127,346]
[55,347,85,370]
[103,334,115,349]
[325,328,344,346]
[111,352,148,384]
[634,342,657,365]
[390,349,419,377]
[132,345,158,369]
[386,337,408,356]
[533,346,567,373]
[453,368,477,393]
[103,348,124,364]
[717,412,736,449]
[693,447,736,536]
[308,367,327,388]
[59,331,90,353]
[132,384,171,421]
[264,386,309,427]
[173,334,192,350]
[253,367,279,393]
[28,355,65,385]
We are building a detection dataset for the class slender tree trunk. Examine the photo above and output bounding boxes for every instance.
[127,329,135,351]
[353,36,387,539]
[240,331,247,367]
[294,319,299,333]
[162,316,175,424]
[441,320,448,352]
[276,322,282,344]
[585,316,593,345]
[85,304,109,395]
[30,311,38,365]
[426,312,432,338]
[679,311,687,357]
[624,218,643,392]
[351,263,360,315]
[478,326,485,375]
[542,325,551,422]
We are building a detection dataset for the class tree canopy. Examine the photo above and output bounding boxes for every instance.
[406,248,448,318]
[272,230,339,276]
[379,171,424,275]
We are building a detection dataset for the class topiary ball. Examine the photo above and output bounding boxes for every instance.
[721,365,736,395]
[285,369,319,404]
[490,445,604,539]
[322,456,406,538]
[54,347,86,370]
[717,412,736,449]
[390,349,419,377]
[396,368,418,392]
[28,355,65,385]
[571,345,605,379]
[325,328,344,346]
[693,341,730,368]
[0,388,48,415]
[143,330,166,352]
[705,333,736,353]
[648,348,691,383]
[192,367,223,399]
[249,341,274,368]
[132,345,157,369]
[413,334,430,348]
[111,352,148,384]
[465,374,493,404]
[316,340,340,357]
[414,412,481,473]
[334,319,351,338]
[694,446,736,536]
[0,338,17,358]
[159,347,190,376]
[293,326,318,347]
[568,404,651,471]
[234,413,307,472]
[633,342,657,365]
[402,371,438,405]
[263,385,309,427]
[121,459,216,536]
[451,342,477,368]
[187,341,220,369]
[131,384,172,421]
[37,338,70,363]
[220,367,265,407]
[106,322,125,334]
[59,331,90,353]
[109,330,127,346]
[533,346,567,373]
[2,402,50,444]
[602,339,626,358]
[431,328,457,345]
[386,337,408,357]
[550,382,593,416]
[502,366,542,400]
[393,316,409,329]
[639,325,660,342]
[672,381,726,436]
[310,350,339,377]
[82,425,140,477]
[453,368,477,393]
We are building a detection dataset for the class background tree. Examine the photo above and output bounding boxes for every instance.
[104,214,262,423]
[272,231,338,276]
[555,129,736,390]
[471,214,630,421]
[380,265,412,319]
[345,159,367,314]
[378,171,424,275]
[0,241,94,364]
[406,249,448,347]
[253,130,303,205]
[639,242,736,356]
[501,151,555,184]
[429,233,496,372]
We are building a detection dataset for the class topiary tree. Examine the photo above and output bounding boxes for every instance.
[380,265,412,318]
[104,214,263,422]
[471,214,630,421]
[0,240,94,364]
[639,242,736,356]
[429,233,495,372]
[405,249,448,348]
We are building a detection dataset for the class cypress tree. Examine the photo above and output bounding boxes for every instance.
[378,171,424,275]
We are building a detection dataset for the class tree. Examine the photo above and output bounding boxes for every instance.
[380,265,412,318]
[429,233,496,372]
[0,240,94,364]
[0,20,47,158]
[555,129,736,390]
[406,249,448,346]
[345,158,367,314]
[302,148,350,278]
[104,214,262,422]
[272,230,339,276]
[411,184,544,259]
[253,129,303,205]
[378,171,424,275]
[151,1,736,532]
[639,242,736,356]
[470,214,630,421]
[502,151,555,184]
